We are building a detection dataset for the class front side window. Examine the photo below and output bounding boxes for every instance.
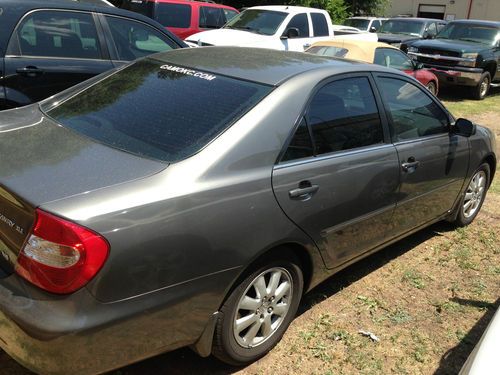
[285,13,310,38]
[105,16,176,61]
[199,7,226,29]
[11,10,101,59]
[44,58,272,162]
[311,13,329,36]
[374,48,413,71]
[377,77,449,141]
[155,3,191,28]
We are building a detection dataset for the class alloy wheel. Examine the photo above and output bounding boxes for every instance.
[463,170,487,219]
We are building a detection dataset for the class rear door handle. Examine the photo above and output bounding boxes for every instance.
[401,160,420,173]
[289,181,319,200]
[16,66,44,77]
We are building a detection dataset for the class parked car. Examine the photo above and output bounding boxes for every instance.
[344,16,387,32]
[121,0,239,39]
[407,20,500,100]
[377,17,447,50]
[0,47,496,375]
[185,5,376,51]
[460,307,500,374]
[0,0,186,111]
[306,40,439,95]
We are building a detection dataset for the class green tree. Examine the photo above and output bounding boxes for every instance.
[287,0,351,24]
[345,0,389,16]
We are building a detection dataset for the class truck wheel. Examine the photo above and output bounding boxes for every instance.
[471,72,490,100]
[426,81,437,96]
[212,256,303,365]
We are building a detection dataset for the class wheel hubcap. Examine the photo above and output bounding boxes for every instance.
[233,267,292,348]
[463,170,486,218]
[480,77,489,97]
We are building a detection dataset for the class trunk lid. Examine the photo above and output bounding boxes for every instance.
[0,105,168,275]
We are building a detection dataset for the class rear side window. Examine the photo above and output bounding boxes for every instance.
[199,6,226,29]
[45,58,272,162]
[377,77,449,141]
[105,16,177,60]
[311,13,329,36]
[156,3,191,28]
[11,10,101,59]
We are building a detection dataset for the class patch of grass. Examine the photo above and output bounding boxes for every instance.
[442,92,500,117]
[309,341,333,362]
[412,335,429,363]
[472,280,487,296]
[454,246,478,270]
[388,308,412,324]
[432,300,465,314]
[356,295,383,314]
[402,269,426,289]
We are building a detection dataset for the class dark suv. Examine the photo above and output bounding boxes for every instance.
[0,0,186,110]
[377,17,447,51]
[407,20,500,100]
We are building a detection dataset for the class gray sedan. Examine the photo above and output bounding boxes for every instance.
[0,47,496,375]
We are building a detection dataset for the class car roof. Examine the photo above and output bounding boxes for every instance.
[450,19,500,27]
[309,40,398,63]
[149,46,399,86]
[249,5,328,15]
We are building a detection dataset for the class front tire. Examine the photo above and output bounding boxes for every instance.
[471,72,490,100]
[426,81,437,96]
[212,257,303,366]
[454,163,490,226]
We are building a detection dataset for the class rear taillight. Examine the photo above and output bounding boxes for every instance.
[15,209,109,294]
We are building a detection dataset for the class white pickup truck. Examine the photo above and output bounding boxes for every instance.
[185,6,377,51]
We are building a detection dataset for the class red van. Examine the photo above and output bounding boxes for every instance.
[122,0,239,39]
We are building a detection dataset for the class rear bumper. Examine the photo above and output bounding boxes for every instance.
[424,66,483,87]
[0,268,239,375]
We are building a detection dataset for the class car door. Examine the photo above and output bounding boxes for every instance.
[374,74,469,236]
[3,9,113,107]
[272,75,400,268]
[99,14,180,68]
[281,13,314,51]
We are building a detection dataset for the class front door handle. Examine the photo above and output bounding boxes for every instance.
[16,66,44,77]
[401,158,420,173]
[289,181,319,200]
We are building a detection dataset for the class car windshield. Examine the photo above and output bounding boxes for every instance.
[43,58,272,163]
[307,45,349,58]
[344,19,370,30]
[436,23,499,45]
[378,20,425,36]
[224,9,288,35]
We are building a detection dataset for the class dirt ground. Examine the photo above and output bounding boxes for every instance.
[1,92,499,375]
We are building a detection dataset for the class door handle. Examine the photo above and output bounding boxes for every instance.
[401,158,420,173]
[16,66,44,77]
[289,181,319,200]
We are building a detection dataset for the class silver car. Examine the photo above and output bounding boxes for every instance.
[0,47,496,375]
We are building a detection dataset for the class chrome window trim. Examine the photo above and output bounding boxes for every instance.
[274,143,394,170]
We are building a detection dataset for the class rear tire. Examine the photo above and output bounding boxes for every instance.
[454,163,490,227]
[470,72,490,100]
[212,256,303,366]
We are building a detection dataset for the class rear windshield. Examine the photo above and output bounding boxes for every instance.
[44,58,272,163]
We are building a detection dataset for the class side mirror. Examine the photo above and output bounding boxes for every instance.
[453,118,476,137]
[281,27,300,39]
[369,26,377,33]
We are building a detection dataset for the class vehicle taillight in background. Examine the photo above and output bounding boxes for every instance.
[15,209,109,294]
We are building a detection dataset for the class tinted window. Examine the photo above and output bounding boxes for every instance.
[378,77,449,141]
[379,20,425,36]
[344,18,370,30]
[374,48,413,70]
[282,119,314,162]
[372,20,382,30]
[13,10,101,59]
[306,45,348,58]
[286,13,310,38]
[106,16,176,60]
[437,22,446,33]
[45,58,272,162]
[311,13,329,36]
[427,22,437,36]
[156,3,191,28]
[436,22,498,45]
[225,10,287,36]
[199,6,226,29]
[306,77,383,155]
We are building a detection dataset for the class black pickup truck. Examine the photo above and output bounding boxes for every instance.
[406,20,500,100]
